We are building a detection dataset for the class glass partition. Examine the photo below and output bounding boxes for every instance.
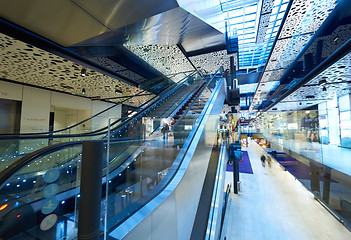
[103,71,222,235]
[339,94,351,148]
[0,145,83,240]
[260,110,351,228]
[0,70,211,239]
[0,69,223,239]
[0,72,201,171]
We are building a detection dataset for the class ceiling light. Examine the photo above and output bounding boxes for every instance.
[81,69,86,77]
[0,204,8,211]
[306,95,315,99]
[334,37,338,42]
[82,88,86,94]
[115,89,122,94]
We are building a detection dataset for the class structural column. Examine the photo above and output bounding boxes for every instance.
[78,141,104,240]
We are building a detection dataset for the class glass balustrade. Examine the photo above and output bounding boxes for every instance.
[0,72,202,171]
[260,110,351,228]
[103,70,222,235]
[0,70,217,239]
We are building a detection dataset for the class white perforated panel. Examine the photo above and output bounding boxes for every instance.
[0,33,154,106]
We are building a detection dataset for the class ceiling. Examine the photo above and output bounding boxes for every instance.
[0,0,229,101]
[249,0,351,112]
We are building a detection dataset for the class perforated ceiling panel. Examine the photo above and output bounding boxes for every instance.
[124,44,195,82]
[0,33,154,106]
[256,0,274,44]
[189,50,233,74]
[273,51,351,112]
[250,0,337,110]
[89,57,146,84]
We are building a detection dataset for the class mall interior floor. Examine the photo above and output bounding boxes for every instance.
[220,138,351,240]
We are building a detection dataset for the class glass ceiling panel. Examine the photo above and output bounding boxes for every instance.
[246,5,258,13]
[239,83,258,94]
[245,14,256,21]
[219,0,289,69]
[189,0,288,70]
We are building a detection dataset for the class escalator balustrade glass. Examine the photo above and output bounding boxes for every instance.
[0,70,223,239]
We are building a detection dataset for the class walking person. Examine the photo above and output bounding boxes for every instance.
[266,155,272,167]
[161,123,169,145]
[260,154,266,167]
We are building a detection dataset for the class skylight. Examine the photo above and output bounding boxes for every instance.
[217,0,290,69]
[239,83,258,94]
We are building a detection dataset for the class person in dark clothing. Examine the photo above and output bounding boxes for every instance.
[260,155,266,167]
[161,123,169,144]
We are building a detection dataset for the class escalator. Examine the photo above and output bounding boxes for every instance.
[0,69,225,239]
[0,72,202,173]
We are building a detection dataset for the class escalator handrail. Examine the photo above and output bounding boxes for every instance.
[108,67,224,235]
[0,68,223,239]
[0,137,145,189]
[0,71,197,140]
[172,67,224,131]
[0,72,202,186]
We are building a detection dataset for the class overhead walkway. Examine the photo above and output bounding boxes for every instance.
[0,69,226,239]
[221,138,351,240]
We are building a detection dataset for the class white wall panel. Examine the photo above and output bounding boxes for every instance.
[0,80,119,132]
[20,86,51,133]
[0,81,23,101]
[92,101,121,130]
[51,92,91,110]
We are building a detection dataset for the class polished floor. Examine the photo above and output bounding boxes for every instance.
[221,139,351,240]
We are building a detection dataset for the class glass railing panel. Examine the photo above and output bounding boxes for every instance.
[260,110,351,228]
[261,110,322,161]
[0,139,23,170]
[0,137,94,172]
[0,145,83,240]
[103,70,223,234]
[0,73,200,169]
[0,70,211,239]
[265,141,351,228]
[104,133,185,233]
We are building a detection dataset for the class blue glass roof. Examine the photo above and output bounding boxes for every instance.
[239,83,258,94]
[217,0,289,69]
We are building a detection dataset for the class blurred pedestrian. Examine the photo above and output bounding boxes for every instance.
[260,155,266,167]
[267,155,272,167]
[161,123,169,144]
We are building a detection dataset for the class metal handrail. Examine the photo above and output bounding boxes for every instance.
[0,71,197,140]
[108,67,225,237]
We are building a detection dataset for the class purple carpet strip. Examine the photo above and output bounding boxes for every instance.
[226,151,253,174]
